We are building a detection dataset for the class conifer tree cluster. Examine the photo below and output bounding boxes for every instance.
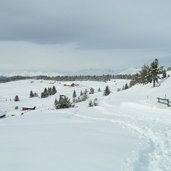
[54,96,72,109]
[130,58,166,87]
[122,83,129,90]
[29,90,38,98]
[41,86,57,98]
[72,89,89,103]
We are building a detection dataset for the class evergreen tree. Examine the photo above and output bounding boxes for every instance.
[15,106,19,110]
[162,69,167,79]
[54,98,58,106]
[88,100,93,107]
[44,88,48,97]
[72,90,77,103]
[41,92,45,98]
[89,88,95,94]
[122,85,125,90]
[52,86,57,95]
[73,90,77,98]
[81,89,88,101]
[103,86,110,96]
[98,88,101,92]
[150,58,162,87]
[14,95,20,102]
[139,65,151,84]
[34,92,38,97]
[30,90,34,98]
[48,87,53,96]
[80,91,83,96]
[124,83,129,89]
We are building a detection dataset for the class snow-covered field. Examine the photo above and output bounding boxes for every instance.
[0,72,171,171]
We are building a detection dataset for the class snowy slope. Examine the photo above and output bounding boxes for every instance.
[0,74,171,171]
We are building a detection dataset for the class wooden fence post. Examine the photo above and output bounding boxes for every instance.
[167,99,169,107]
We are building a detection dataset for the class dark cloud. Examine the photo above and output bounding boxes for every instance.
[1,0,171,49]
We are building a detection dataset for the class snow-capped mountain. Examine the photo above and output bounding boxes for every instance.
[0,67,140,77]
[118,67,140,75]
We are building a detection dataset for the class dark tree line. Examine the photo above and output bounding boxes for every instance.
[72,89,89,103]
[0,74,134,83]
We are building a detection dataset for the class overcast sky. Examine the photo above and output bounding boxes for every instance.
[0,0,171,72]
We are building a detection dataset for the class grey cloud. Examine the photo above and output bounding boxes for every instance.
[0,0,171,72]
[1,0,171,49]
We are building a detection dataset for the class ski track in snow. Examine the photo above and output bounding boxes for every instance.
[59,97,171,171]
[101,101,171,171]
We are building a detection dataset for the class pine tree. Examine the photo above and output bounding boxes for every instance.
[88,100,93,107]
[80,91,83,96]
[150,58,162,87]
[44,88,48,97]
[103,86,110,96]
[48,87,52,96]
[124,83,129,89]
[34,92,38,97]
[54,98,58,106]
[139,65,150,84]
[73,90,77,98]
[41,92,45,98]
[14,95,20,102]
[162,69,167,79]
[89,88,95,94]
[81,89,88,101]
[72,90,77,103]
[52,86,57,95]
[122,85,125,90]
[30,90,34,98]
[98,88,101,92]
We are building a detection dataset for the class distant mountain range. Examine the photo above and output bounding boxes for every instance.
[117,67,141,75]
[0,67,141,77]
